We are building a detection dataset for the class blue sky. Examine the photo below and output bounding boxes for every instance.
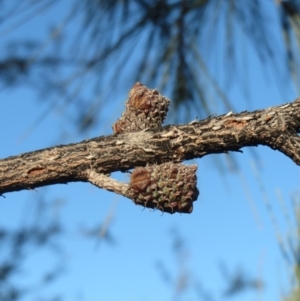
[1,1,300,301]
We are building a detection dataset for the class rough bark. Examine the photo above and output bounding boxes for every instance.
[1,98,300,196]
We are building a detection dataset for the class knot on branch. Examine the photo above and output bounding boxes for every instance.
[112,82,170,133]
[128,163,199,214]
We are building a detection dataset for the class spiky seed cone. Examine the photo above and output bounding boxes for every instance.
[128,163,199,214]
[112,82,170,133]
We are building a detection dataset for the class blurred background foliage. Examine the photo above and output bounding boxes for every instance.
[1,0,300,300]
[2,0,300,129]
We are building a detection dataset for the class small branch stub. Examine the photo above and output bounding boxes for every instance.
[112,82,170,133]
[128,163,199,214]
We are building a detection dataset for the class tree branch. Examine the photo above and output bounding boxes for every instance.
[1,98,300,196]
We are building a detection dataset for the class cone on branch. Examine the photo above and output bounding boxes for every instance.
[128,163,199,214]
[112,82,170,133]
[110,82,199,214]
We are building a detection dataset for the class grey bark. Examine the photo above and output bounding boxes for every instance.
[1,99,300,196]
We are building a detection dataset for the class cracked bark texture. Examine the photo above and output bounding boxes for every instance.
[1,98,300,196]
